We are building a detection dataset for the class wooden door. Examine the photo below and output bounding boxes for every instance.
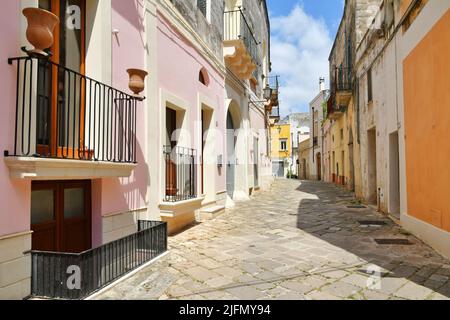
[36,0,87,159]
[317,153,322,180]
[31,180,92,253]
[165,108,178,196]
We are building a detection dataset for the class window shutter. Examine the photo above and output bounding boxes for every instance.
[197,0,207,17]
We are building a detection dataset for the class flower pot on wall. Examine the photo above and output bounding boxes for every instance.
[22,8,59,56]
[127,68,148,98]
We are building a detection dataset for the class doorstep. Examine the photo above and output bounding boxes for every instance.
[197,205,226,222]
[159,197,204,235]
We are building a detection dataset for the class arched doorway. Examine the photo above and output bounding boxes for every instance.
[226,110,236,199]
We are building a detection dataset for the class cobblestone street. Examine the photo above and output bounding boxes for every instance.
[95,180,450,300]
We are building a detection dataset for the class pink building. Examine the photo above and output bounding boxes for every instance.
[0,0,163,300]
[0,0,274,300]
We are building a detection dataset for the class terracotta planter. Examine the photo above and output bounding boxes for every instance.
[22,7,59,56]
[127,68,148,97]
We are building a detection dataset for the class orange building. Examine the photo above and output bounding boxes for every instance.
[401,0,450,258]
[356,0,450,258]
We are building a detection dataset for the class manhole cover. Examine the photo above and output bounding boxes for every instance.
[374,239,413,245]
[347,205,367,209]
[358,220,387,226]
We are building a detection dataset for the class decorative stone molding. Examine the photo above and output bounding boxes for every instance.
[224,39,257,80]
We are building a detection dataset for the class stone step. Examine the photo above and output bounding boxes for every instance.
[197,205,226,222]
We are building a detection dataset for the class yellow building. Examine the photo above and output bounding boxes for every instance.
[270,124,291,177]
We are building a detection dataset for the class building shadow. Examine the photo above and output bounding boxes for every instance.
[295,180,450,298]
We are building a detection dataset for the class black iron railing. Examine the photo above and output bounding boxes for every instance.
[224,9,259,66]
[30,221,167,300]
[333,66,353,92]
[268,75,280,107]
[163,146,197,202]
[6,56,140,163]
[269,106,280,119]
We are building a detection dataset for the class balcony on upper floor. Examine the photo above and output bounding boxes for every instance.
[4,56,144,180]
[224,8,259,80]
[333,66,353,107]
[268,75,280,108]
[269,106,280,124]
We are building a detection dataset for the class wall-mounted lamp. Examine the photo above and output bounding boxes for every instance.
[263,84,273,100]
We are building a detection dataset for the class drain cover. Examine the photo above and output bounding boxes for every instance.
[347,205,367,209]
[358,220,387,226]
[375,239,413,245]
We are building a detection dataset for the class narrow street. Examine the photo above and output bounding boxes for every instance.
[96,180,450,300]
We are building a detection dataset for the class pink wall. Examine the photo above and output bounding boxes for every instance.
[157,13,226,192]
[0,1,31,237]
[98,0,148,218]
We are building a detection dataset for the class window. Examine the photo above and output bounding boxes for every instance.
[367,68,373,103]
[340,129,344,140]
[280,139,288,151]
[197,0,207,17]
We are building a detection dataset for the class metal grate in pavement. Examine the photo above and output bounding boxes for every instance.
[374,239,413,245]
[358,220,387,226]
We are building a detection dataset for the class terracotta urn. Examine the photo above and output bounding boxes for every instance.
[22,7,59,56]
[127,68,148,97]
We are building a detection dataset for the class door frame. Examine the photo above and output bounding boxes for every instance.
[37,0,87,158]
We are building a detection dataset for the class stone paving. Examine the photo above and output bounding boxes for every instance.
[95,180,450,300]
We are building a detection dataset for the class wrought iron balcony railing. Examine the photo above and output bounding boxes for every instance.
[163,146,197,203]
[333,66,353,92]
[268,75,280,107]
[269,106,280,119]
[224,8,259,66]
[6,56,140,163]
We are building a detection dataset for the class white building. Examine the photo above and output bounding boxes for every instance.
[309,78,329,180]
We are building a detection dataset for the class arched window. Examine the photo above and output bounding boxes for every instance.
[199,68,210,86]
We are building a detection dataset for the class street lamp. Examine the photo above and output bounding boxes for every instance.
[263,84,273,101]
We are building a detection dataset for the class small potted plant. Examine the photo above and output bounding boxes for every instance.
[22,7,59,57]
[127,68,148,99]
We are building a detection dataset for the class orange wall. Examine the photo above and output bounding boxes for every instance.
[403,10,450,232]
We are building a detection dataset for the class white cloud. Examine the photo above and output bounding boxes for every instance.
[271,4,332,115]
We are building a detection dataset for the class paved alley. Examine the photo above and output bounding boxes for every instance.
[95,180,450,300]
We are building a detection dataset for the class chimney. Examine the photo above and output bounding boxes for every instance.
[319,77,325,92]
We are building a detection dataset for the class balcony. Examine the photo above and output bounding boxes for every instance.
[327,94,347,120]
[224,9,259,80]
[4,56,141,180]
[333,66,353,108]
[268,76,280,107]
[269,106,280,123]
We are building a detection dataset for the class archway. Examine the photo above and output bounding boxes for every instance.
[226,100,243,202]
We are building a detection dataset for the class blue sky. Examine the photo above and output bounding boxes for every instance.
[267,0,344,115]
